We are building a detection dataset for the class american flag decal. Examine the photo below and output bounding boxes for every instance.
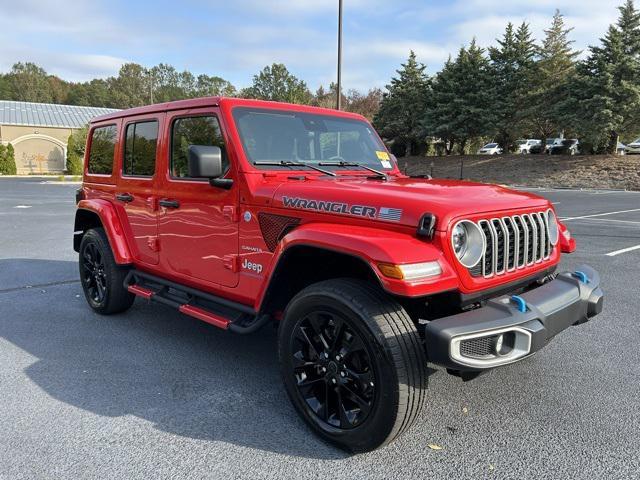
[378,207,403,222]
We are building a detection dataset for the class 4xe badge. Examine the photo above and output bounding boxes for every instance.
[282,196,402,222]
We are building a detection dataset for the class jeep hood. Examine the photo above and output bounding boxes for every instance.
[271,176,550,231]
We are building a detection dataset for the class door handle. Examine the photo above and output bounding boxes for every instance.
[116,193,134,203]
[159,198,180,209]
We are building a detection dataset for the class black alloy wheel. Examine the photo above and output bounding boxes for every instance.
[78,228,134,314]
[291,311,376,430]
[82,242,107,304]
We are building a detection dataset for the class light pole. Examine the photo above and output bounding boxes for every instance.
[336,0,343,110]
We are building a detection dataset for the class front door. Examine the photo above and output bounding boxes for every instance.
[157,108,239,288]
[115,115,162,265]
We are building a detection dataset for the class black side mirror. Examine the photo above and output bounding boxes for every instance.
[187,145,232,189]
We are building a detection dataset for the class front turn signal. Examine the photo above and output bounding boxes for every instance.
[377,261,442,281]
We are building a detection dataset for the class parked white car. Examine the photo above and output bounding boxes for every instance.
[625,138,640,154]
[617,142,626,155]
[516,139,542,154]
[477,143,503,155]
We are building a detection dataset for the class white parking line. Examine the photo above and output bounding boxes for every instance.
[576,218,640,225]
[606,244,640,257]
[561,208,640,222]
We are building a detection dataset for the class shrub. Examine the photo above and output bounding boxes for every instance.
[0,143,17,175]
[66,127,88,175]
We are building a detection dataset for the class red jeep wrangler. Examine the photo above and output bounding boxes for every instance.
[74,97,603,452]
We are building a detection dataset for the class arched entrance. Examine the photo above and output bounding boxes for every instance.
[11,134,68,174]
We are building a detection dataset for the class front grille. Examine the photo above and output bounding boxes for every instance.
[471,212,552,278]
[460,335,499,358]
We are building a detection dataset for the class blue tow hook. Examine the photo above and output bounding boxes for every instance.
[572,271,590,284]
[511,295,528,313]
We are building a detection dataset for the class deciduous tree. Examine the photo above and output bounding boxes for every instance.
[241,64,312,104]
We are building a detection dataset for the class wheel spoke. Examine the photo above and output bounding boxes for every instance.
[341,383,372,414]
[294,326,321,358]
[335,387,353,428]
[306,312,330,350]
[322,382,330,422]
[329,317,344,353]
[298,377,325,388]
[95,278,105,301]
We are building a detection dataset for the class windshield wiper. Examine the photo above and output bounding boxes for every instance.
[253,161,336,176]
[318,161,388,180]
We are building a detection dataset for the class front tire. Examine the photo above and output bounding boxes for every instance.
[278,279,427,452]
[79,228,134,315]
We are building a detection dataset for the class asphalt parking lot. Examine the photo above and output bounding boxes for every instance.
[1,178,639,479]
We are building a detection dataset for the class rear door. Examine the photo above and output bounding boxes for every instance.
[157,108,239,287]
[115,114,163,265]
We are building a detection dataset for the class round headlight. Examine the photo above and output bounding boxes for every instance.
[451,220,485,268]
[452,223,468,256]
[547,209,559,245]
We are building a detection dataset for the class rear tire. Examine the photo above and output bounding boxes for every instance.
[278,279,427,452]
[79,228,134,315]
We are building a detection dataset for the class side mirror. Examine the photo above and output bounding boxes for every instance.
[188,145,223,178]
[187,145,232,189]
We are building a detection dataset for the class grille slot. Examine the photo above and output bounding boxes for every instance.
[468,211,553,278]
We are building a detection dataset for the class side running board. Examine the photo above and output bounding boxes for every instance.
[123,270,271,334]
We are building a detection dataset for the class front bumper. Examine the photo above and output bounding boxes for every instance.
[424,265,603,371]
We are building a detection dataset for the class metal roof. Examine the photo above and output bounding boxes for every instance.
[0,101,120,129]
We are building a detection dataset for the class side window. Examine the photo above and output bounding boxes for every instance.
[171,116,227,178]
[88,125,117,175]
[123,120,158,177]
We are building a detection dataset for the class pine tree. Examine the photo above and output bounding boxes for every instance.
[373,51,431,156]
[425,40,495,154]
[524,10,580,140]
[490,22,537,150]
[572,0,640,151]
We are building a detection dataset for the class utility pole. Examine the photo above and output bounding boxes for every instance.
[336,0,343,110]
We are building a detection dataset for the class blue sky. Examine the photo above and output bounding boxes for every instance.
[0,0,622,92]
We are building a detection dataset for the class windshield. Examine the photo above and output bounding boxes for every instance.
[484,143,497,148]
[632,138,640,144]
[233,107,394,171]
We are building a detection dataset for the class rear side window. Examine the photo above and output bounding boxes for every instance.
[123,121,158,177]
[171,116,226,178]
[88,125,117,175]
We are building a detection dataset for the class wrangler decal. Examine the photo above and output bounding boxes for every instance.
[282,196,399,221]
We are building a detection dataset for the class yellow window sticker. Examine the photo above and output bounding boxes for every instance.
[376,151,390,161]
